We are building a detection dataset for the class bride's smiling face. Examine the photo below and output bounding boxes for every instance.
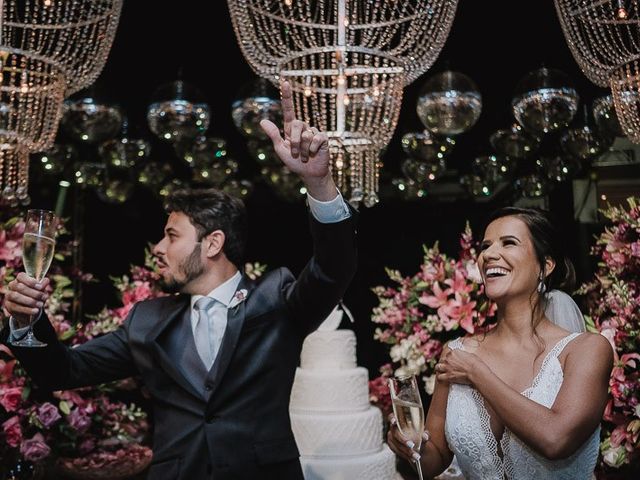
[478,215,549,302]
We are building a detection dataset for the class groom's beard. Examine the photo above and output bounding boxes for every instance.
[159,244,204,294]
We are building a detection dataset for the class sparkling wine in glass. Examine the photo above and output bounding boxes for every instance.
[389,374,426,480]
[12,209,58,347]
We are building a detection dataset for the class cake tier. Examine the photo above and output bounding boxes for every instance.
[300,329,357,370]
[300,444,397,480]
[291,407,384,456]
[290,367,370,413]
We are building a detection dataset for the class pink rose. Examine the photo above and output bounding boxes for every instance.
[20,433,51,462]
[0,386,23,412]
[78,437,96,454]
[2,415,23,448]
[37,402,61,428]
[0,358,16,382]
[68,407,91,433]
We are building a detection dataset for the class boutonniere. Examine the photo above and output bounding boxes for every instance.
[229,289,248,310]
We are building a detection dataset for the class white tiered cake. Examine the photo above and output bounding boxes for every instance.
[290,308,397,480]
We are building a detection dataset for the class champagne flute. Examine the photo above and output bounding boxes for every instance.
[389,374,426,480]
[12,209,58,347]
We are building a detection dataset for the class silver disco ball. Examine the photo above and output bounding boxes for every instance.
[592,95,624,141]
[231,78,282,141]
[74,162,106,188]
[247,141,280,166]
[489,123,540,159]
[472,154,513,184]
[512,67,579,134]
[33,144,77,176]
[560,126,606,160]
[401,158,446,183]
[416,71,482,136]
[192,158,239,186]
[62,97,123,144]
[159,178,187,198]
[460,174,494,197]
[543,156,581,183]
[261,165,304,201]
[516,173,549,198]
[401,131,455,162]
[182,137,227,165]
[99,137,151,169]
[138,162,172,191]
[147,80,210,143]
[390,178,427,200]
[97,179,134,204]
[222,179,254,198]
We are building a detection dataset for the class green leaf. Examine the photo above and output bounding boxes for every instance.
[59,400,71,415]
[21,385,31,400]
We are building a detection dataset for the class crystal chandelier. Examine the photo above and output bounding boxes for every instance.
[610,58,640,143]
[0,48,66,204]
[228,0,458,85]
[279,48,405,205]
[555,0,640,88]
[2,0,123,95]
[228,0,457,204]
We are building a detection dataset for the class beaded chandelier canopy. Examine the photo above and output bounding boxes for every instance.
[2,0,123,95]
[228,0,457,205]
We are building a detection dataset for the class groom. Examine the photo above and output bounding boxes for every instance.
[2,81,357,479]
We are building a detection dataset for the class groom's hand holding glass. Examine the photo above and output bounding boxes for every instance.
[3,273,50,328]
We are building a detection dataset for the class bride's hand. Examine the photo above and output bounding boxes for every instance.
[386,413,430,464]
[435,349,487,386]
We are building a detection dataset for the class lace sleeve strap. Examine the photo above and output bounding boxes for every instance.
[447,337,465,351]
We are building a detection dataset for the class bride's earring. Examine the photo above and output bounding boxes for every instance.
[537,272,547,294]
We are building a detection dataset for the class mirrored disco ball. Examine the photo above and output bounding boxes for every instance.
[99,137,151,169]
[62,98,123,144]
[472,154,513,184]
[401,131,455,162]
[32,144,77,176]
[97,179,134,204]
[417,71,482,136]
[401,158,446,183]
[543,156,580,183]
[159,178,187,198]
[182,137,227,165]
[148,100,210,143]
[560,126,606,160]
[74,162,105,187]
[261,165,304,201]
[489,123,540,159]
[592,95,624,140]
[138,162,172,191]
[390,178,426,200]
[460,174,494,197]
[247,140,280,166]
[512,68,578,134]
[192,158,239,186]
[516,173,549,198]
[232,78,282,141]
[147,80,210,143]
[222,179,253,198]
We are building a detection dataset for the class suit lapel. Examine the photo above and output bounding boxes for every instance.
[147,295,203,399]
[205,275,254,400]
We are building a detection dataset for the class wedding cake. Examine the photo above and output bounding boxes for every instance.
[290,307,397,480]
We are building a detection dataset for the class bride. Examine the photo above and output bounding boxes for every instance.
[387,207,613,479]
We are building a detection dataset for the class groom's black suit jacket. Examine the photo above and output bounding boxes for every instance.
[2,210,358,479]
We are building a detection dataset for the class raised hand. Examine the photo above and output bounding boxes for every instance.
[260,80,336,201]
[3,273,49,328]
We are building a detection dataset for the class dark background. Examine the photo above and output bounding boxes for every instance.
[27,1,619,374]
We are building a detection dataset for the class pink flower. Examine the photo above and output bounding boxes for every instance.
[0,358,16,382]
[442,293,477,334]
[419,282,449,309]
[37,402,62,428]
[68,407,92,433]
[2,415,23,447]
[20,433,51,462]
[78,437,96,454]
[445,269,473,295]
[0,386,23,412]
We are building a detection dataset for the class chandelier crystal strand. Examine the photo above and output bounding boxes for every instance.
[610,58,640,143]
[279,48,404,203]
[228,0,457,85]
[555,0,640,87]
[2,0,123,95]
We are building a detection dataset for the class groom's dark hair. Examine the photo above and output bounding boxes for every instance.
[165,188,248,269]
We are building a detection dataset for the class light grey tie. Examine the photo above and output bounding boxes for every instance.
[193,296,216,370]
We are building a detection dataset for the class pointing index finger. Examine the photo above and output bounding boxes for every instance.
[280,80,295,139]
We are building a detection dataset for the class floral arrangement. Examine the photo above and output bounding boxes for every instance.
[577,197,640,471]
[0,215,153,476]
[368,224,497,418]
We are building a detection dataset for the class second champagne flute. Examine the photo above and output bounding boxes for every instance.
[389,374,426,480]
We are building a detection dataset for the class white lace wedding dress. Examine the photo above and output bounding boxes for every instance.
[444,333,600,480]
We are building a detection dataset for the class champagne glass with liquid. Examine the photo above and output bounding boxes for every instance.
[12,209,58,347]
[389,374,426,480]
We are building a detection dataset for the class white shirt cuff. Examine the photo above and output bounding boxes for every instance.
[307,189,351,224]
